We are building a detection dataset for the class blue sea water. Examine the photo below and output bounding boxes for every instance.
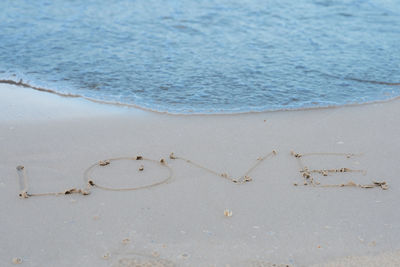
[0,0,399,114]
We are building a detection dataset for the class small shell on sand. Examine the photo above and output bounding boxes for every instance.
[224,209,233,217]
[122,238,130,244]
[99,160,110,166]
[16,165,24,171]
[373,181,389,190]
[19,191,29,199]
[244,176,252,182]
[12,257,22,264]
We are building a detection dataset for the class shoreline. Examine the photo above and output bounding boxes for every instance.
[1,79,400,116]
[1,83,400,266]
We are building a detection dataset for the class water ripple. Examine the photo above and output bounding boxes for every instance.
[0,0,399,113]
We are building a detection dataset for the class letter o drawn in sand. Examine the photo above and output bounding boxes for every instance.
[83,156,173,192]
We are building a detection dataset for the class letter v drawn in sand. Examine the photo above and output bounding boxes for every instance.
[169,150,278,184]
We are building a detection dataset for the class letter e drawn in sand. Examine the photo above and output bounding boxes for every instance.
[290,151,388,190]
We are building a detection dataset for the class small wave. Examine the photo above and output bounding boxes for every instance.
[2,78,400,116]
[307,71,400,86]
[344,77,400,86]
[0,79,154,112]
[0,79,81,98]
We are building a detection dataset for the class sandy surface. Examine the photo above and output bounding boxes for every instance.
[1,83,400,266]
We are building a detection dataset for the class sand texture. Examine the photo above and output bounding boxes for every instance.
[1,84,400,266]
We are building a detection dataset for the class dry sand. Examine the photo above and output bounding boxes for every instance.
[1,83,400,266]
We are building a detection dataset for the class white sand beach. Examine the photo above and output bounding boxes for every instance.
[1,83,400,266]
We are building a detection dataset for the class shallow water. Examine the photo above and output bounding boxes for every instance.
[0,0,399,113]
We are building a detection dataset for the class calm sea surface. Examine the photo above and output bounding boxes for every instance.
[1,0,399,113]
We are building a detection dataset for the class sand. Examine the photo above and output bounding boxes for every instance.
[1,83,400,266]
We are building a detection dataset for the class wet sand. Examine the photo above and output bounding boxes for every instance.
[1,83,400,266]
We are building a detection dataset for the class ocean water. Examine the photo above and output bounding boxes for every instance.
[0,0,399,114]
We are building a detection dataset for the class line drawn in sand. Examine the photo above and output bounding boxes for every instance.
[15,149,389,199]
[16,150,278,198]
